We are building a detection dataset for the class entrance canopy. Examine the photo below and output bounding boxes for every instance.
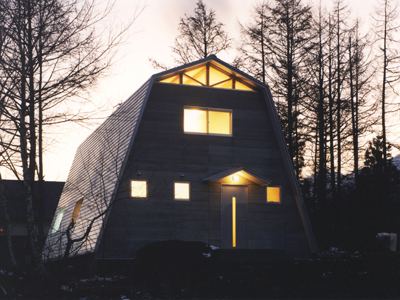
[204,167,272,186]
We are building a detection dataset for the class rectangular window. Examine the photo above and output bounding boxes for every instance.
[52,208,65,233]
[131,180,147,198]
[69,198,84,226]
[267,187,280,203]
[174,182,190,200]
[184,107,232,135]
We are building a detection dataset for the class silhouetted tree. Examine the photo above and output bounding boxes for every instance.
[150,0,230,69]
[371,0,400,169]
[345,136,400,250]
[238,0,313,177]
[0,0,140,273]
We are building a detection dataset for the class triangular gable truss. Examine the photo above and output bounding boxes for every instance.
[158,59,256,91]
[44,55,318,260]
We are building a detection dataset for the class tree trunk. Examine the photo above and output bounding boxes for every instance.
[317,7,326,202]
[16,0,44,273]
[382,0,388,169]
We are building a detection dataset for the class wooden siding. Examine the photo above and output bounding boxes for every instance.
[96,83,313,259]
[45,55,317,261]
[43,80,151,260]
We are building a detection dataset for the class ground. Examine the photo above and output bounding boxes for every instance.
[1,244,400,299]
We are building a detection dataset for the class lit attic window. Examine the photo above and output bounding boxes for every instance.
[159,63,255,91]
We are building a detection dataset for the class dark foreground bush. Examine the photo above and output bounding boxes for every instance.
[1,245,400,299]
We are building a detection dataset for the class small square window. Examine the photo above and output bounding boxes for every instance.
[174,182,190,200]
[267,187,280,203]
[131,180,147,198]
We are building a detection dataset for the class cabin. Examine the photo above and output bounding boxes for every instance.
[0,180,64,267]
[43,55,317,261]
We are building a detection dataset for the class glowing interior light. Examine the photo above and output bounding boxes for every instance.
[235,81,253,91]
[184,109,207,133]
[175,182,190,200]
[208,110,231,135]
[69,198,84,226]
[232,194,236,248]
[209,66,230,85]
[160,75,180,84]
[185,66,207,85]
[131,180,147,198]
[267,187,280,203]
[232,174,239,181]
[158,63,255,91]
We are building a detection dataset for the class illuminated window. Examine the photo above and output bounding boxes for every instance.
[174,182,190,200]
[267,187,280,203]
[159,63,255,91]
[69,198,84,226]
[131,180,147,198]
[52,208,65,233]
[184,107,232,135]
[184,109,207,133]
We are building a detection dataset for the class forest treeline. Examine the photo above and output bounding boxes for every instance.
[153,0,400,250]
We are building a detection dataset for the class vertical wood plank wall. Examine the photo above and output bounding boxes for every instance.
[97,83,310,259]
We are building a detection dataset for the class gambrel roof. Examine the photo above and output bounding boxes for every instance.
[43,55,317,260]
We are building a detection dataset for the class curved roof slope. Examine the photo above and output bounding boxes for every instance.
[43,55,317,259]
[43,80,151,259]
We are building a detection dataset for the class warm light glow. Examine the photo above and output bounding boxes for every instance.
[209,66,230,86]
[209,110,231,135]
[69,198,84,226]
[232,195,236,248]
[232,174,239,181]
[235,81,253,91]
[131,180,147,198]
[160,75,180,84]
[182,75,202,86]
[184,109,207,133]
[267,187,280,203]
[185,66,207,85]
[52,208,65,233]
[213,79,233,89]
[174,182,190,200]
[157,63,255,91]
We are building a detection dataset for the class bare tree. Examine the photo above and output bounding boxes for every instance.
[150,0,230,69]
[237,2,270,84]
[239,0,313,178]
[0,0,142,273]
[371,0,400,169]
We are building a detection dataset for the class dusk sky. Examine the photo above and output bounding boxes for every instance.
[34,0,391,181]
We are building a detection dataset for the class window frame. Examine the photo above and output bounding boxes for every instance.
[131,180,147,198]
[266,186,281,204]
[183,106,232,137]
[174,182,191,201]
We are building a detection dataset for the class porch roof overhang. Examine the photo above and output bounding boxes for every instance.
[204,167,272,186]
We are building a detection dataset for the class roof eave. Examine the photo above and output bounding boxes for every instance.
[151,55,269,91]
